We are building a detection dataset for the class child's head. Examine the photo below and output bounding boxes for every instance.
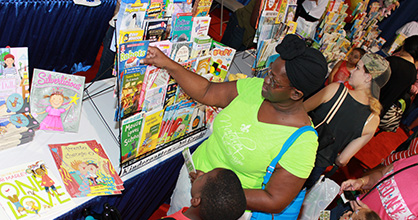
[347,48,366,66]
[339,208,381,220]
[191,168,246,220]
[3,54,15,68]
[44,88,69,108]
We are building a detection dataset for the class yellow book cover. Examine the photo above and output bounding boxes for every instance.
[136,108,164,158]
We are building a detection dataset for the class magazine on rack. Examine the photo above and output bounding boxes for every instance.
[30,69,85,133]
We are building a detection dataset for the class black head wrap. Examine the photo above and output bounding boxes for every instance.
[275,34,328,97]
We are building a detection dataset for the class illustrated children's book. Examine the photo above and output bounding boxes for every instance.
[120,113,145,163]
[145,0,165,19]
[209,42,236,82]
[0,47,30,116]
[193,55,211,76]
[164,100,196,142]
[190,16,211,41]
[48,140,124,198]
[191,0,213,17]
[143,18,169,42]
[116,1,148,32]
[170,41,193,63]
[119,65,148,119]
[118,29,145,45]
[30,69,85,133]
[142,84,168,112]
[170,12,193,42]
[137,107,164,158]
[0,160,74,220]
[190,35,212,59]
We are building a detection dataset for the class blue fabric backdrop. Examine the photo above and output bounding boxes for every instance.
[378,0,418,48]
[0,0,116,75]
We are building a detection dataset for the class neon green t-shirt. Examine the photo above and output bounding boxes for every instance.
[193,77,318,189]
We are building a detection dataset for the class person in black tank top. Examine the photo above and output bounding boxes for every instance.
[303,53,391,189]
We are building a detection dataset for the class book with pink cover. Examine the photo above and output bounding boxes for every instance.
[48,140,124,198]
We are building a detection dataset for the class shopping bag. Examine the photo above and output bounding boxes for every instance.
[299,175,340,220]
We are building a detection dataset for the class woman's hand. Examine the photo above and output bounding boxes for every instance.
[339,178,364,194]
[140,46,176,70]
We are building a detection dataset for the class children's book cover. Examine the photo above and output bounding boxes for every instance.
[30,69,85,133]
[0,160,74,220]
[150,40,172,57]
[157,104,178,145]
[119,65,148,119]
[193,55,211,76]
[209,43,236,82]
[136,108,164,158]
[118,40,149,76]
[191,0,213,17]
[117,1,148,32]
[0,113,38,142]
[170,41,193,63]
[188,103,205,132]
[165,101,196,142]
[172,2,193,15]
[145,0,165,19]
[119,29,145,45]
[48,140,124,198]
[142,84,167,112]
[121,113,145,163]
[164,81,178,107]
[264,0,280,11]
[143,18,169,42]
[275,0,288,24]
[190,35,212,59]
[190,16,211,40]
[170,13,193,42]
[0,47,30,116]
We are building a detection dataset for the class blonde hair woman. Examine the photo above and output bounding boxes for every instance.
[303,53,391,189]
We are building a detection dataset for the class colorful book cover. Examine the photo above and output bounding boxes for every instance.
[0,160,74,219]
[146,0,165,19]
[119,29,145,44]
[118,40,149,76]
[143,18,169,42]
[0,47,30,116]
[264,0,280,11]
[192,0,213,17]
[0,113,38,141]
[172,2,193,15]
[285,4,297,23]
[193,55,211,75]
[136,107,164,157]
[209,43,236,82]
[164,81,178,107]
[117,1,148,31]
[142,84,168,112]
[188,103,205,132]
[30,69,85,133]
[119,65,148,119]
[150,40,172,57]
[190,16,211,41]
[170,41,193,63]
[170,12,193,42]
[165,101,196,142]
[275,0,288,24]
[48,140,124,198]
[190,35,212,58]
[120,113,145,163]
[157,104,178,144]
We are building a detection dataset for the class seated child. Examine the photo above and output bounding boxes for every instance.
[162,168,246,220]
[327,48,366,89]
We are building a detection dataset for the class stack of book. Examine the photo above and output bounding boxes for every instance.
[48,140,124,197]
[0,47,39,151]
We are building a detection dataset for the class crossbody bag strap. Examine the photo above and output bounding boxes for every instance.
[361,162,418,199]
[315,86,348,129]
[262,126,318,188]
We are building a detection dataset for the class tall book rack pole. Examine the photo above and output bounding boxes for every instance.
[82,20,123,176]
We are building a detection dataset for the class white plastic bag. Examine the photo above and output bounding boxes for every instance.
[299,175,340,220]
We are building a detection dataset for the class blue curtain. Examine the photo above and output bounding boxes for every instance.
[0,0,116,75]
[378,0,418,48]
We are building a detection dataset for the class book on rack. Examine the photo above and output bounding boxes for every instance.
[254,10,279,43]
[275,0,288,24]
[172,1,193,15]
[164,100,196,143]
[120,113,145,163]
[137,107,164,158]
[264,0,280,11]
[146,0,165,19]
[142,84,168,112]
[116,1,148,32]
[190,35,212,59]
[30,69,85,133]
[170,41,193,63]
[0,160,74,220]
[170,12,193,42]
[164,81,178,107]
[188,102,206,132]
[143,18,169,42]
[193,55,211,75]
[192,0,213,17]
[209,42,236,82]
[190,16,211,41]
[119,29,145,45]
[119,65,148,119]
[150,40,173,57]
[48,140,124,198]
